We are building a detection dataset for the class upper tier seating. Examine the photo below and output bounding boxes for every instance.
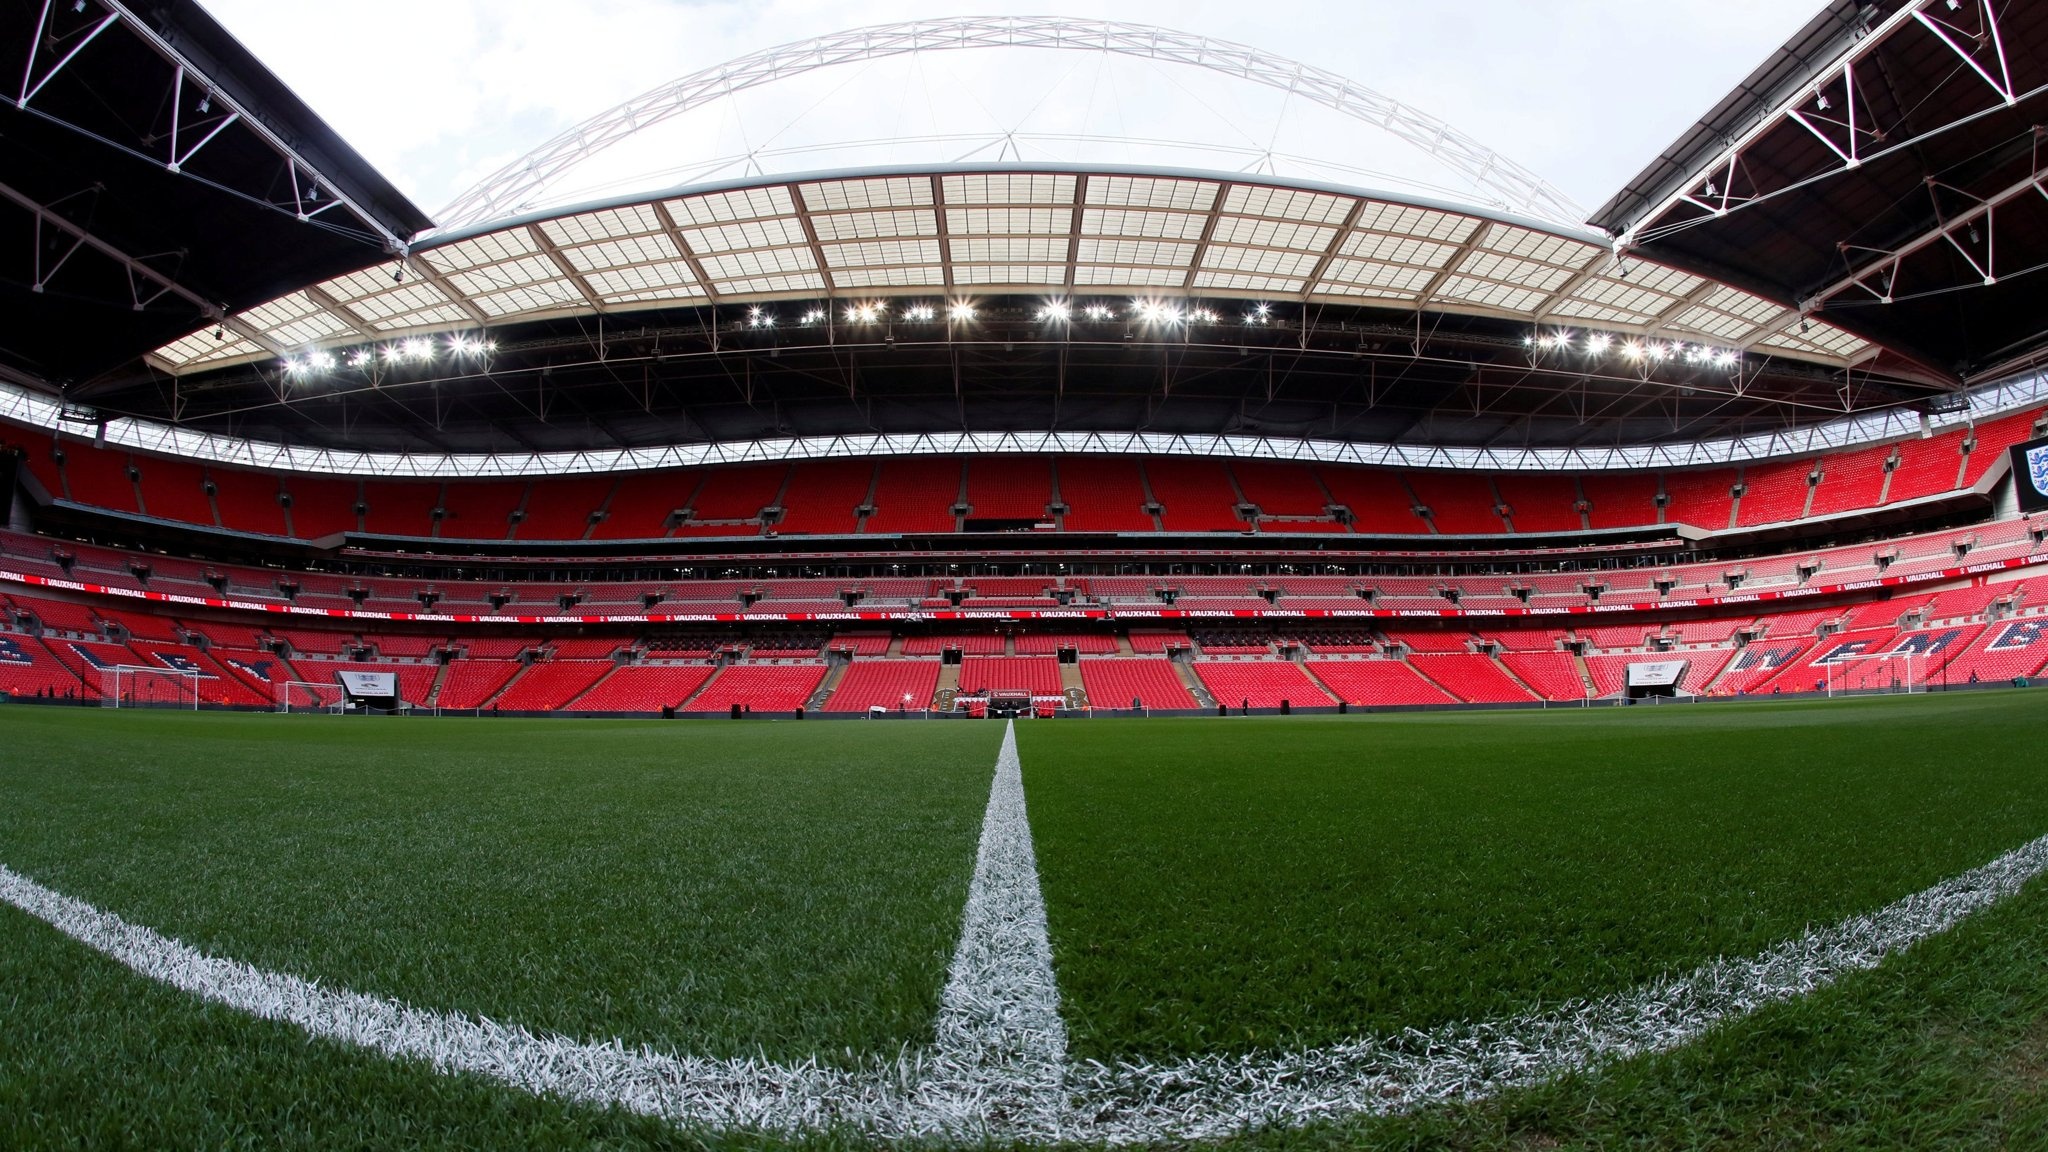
[1501,473,1583,533]
[1579,471,1662,530]
[1317,467,1425,534]
[17,408,2042,545]
[1079,658,1197,710]
[361,481,443,539]
[593,471,693,540]
[1661,468,1738,530]
[776,460,870,535]
[1407,472,1503,535]
[865,458,960,534]
[133,455,216,528]
[964,457,1053,522]
[1146,457,1244,533]
[826,660,940,711]
[1057,457,1154,532]
[1230,461,1332,520]
[1735,460,1815,527]
[1807,444,1891,517]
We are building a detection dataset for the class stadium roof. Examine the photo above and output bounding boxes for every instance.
[141,164,1883,378]
[1598,0,2048,385]
[0,0,432,389]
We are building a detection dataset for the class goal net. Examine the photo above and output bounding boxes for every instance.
[276,680,347,713]
[100,665,203,709]
[1825,650,1923,697]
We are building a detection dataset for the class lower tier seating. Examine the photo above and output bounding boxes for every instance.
[1194,661,1333,708]
[1306,660,1451,706]
[570,663,715,713]
[687,664,827,713]
[826,660,941,711]
[1078,658,1197,710]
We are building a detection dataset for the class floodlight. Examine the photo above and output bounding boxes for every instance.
[903,304,935,321]
[948,301,977,322]
[1037,299,1071,322]
[1084,304,1115,321]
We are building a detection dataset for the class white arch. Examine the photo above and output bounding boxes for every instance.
[436,16,1586,232]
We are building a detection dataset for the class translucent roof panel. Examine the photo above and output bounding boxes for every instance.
[146,169,1878,373]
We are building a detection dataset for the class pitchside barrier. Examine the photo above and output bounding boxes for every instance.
[100,665,203,709]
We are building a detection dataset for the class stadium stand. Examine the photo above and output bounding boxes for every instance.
[903,634,1006,655]
[1146,457,1245,532]
[1195,661,1333,708]
[865,458,961,534]
[1406,472,1504,534]
[1303,659,1445,706]
[434,480,526,541]
[1963,411,2042,485]
[1079,658,1198,710]
[1941,618,2048,683]
[283,476,362,539]
[1231,460,1333,520]
[687,664,827,713]
[1499,473,1582,533]
[1127,630,1191,653]
[434,660,522,709]
[593,471,692,540]
[958,656,1062,696]
[1577,471,1660,530]
[1318,466,1426,534]
[0,633,87,699]
[1500,651,1587,700]
[1057,456,1154,531]
[570,663,716,713]
[512,475,614,541]
[1735,460,1815,527]
[133,455,216,528]
[1409,653,1534,703]
[965,457,1053,522]
[825,660,941,711]
[775,460,870,535]
[55,442,139,514]
[492,661,614,711]
[207,466,289,536]
[361,481,442,538]
[1661,468,1737,530]
[1806,445,1890,517]
[676,464,786,536]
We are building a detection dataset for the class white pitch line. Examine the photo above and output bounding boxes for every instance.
[5,747,2048,1143]
[918,719,1070,1139]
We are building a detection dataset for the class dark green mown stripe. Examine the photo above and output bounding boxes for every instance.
[0,709,999,1065]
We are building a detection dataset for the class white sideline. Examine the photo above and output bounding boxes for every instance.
[920,720,1070,1138]
[4,733,2048,1142]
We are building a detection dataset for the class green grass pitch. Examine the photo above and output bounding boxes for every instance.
[3,691,2047,1148]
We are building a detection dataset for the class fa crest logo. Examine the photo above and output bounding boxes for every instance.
[2029,444,2048,499]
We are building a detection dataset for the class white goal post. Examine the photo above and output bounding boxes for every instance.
[100,665,203,709]
[1824,650,1923,697]
[276,680,347,714]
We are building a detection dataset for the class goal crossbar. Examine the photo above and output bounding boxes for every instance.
[276,680,347,714]
[100,665,203,709]
[1824,650,1924,697]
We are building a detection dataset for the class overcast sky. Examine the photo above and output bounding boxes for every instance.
[199,1,1822,230]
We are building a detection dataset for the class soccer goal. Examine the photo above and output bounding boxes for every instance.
[1824,650,1923,697]
[100,665,203,709]
[276,680,347,714]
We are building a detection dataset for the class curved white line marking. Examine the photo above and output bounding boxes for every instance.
[3,726,2045,1142]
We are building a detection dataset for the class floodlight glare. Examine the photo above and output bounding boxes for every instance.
[948,301,977,322]
[1083,304,1115,321]
[1037,300,1071,322]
